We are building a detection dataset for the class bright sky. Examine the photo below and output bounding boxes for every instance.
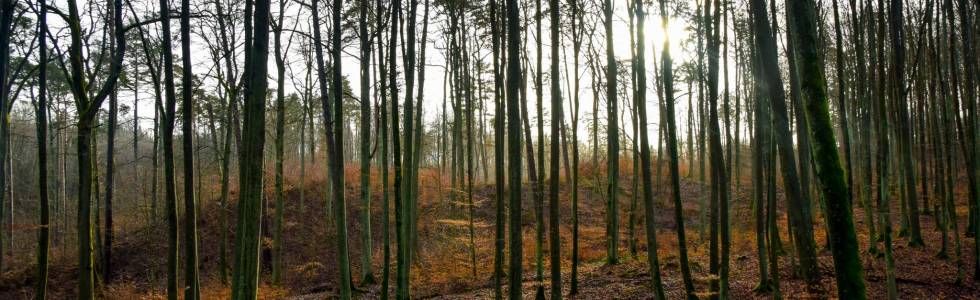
[32,0,747,150]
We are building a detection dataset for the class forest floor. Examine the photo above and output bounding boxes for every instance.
[1,163,978,299]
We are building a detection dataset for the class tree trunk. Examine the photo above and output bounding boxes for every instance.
[357,0,375,286]
[603,0,620,266]
[547,0,562,297]
[787,0,867,297]
[490,0,506,297]
[505,0,524,297]
[748,0,821,290]
[34,2,50,295]
[658,0,696,298]
[231,0,272,297]
[633,3,667,299]
[0,0,13,279]
[569,0,582,293]
[103,78,117,284]
[272,4,287,285]
[180,0,201,296]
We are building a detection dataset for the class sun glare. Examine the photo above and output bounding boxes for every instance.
[613,15,692,64]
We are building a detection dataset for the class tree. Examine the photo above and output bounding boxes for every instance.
[831,0,853,217]
[0,0,14,279]
[213,0,236,283]
[952,0,979,277]
[401,0,419,276]
[847,0,878,255]
[532,0,546,294]
[547,0,562,297]
[786,0,866,297]
[658,0,696,298]
[272,0,290,285]
[390,0,410,298]
[568,0,583,294]
[34,0,50,296]
[358,0,376,285]
[603,0,619,266]
[157,0,181,296]
[377,0,392,293]
[103,56,117,286]
[325,0,352,297]
[231,0,272,297]
[886,0,923,247]
[747,0,821,291]
[633,2,666,299]
[703,0,731,296]
[490,0,506,297]
[411,0,430,265]
[180,0,202,296]
[505,0,524,297]
[460,5,478,278]
[749,35,773,294]
[871,0,897,296]
[60,0,126,297]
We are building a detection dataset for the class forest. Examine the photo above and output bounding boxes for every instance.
[0,0,978,298]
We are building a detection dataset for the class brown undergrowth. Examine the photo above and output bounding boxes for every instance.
[1,161,978,299]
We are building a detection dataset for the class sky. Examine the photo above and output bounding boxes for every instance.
[32,0,748,150]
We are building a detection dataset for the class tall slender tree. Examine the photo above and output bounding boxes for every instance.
[212,0,237,283]
[703,0,731,296]
[377,0,392,293]
[888,0,923,246]
[603,0,620,266]
[272,0,287,284]
[748,0,820,290]
[633,2,667,299]
[568,0,583,294]
[490,0,507,297]
[180,0,201,296]
[358,0,376,286]
[0,0,13,279]
[533,0,546,295]
[547,0,562,297]
[505,0,524,297]
[787,0,866,297]
[34,0,50,296]
[327,0,352,297]
[658,0,696,298]
[158,0,181,297]
[103,63,117,285]
[63,0,126,297]
[231,0,272,297]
